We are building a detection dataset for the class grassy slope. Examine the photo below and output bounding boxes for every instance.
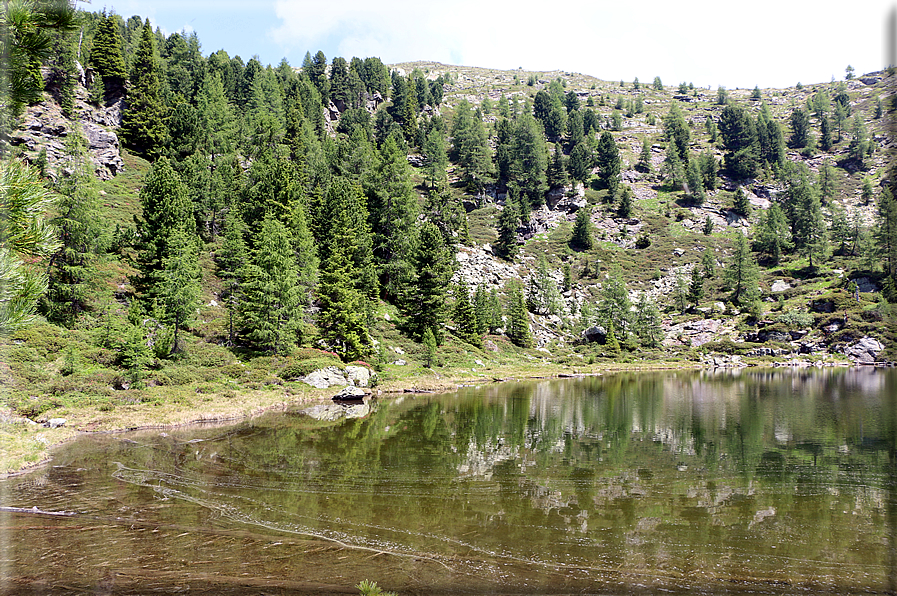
[2,65,895,475]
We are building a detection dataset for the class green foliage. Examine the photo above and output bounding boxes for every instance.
[724,233,760,306]
[87,11,127,87]
[505,279,533,348]
[732,187,751,217]
[754,203,792,264]
[422,327,437,367]
[595,132,620,196]
[240,216,303,355]
[570,205,593,250]
[719,103,759,179]
[495,200,520,259]
[598,267,630,339]
[402,221,454,344]
[356,579,397,596]
[159,229,201,355]
[526,254,563,316]
[131,158,193,301]
[453,282,481,347]
[776,309,814,329]
[702,216,714,236]
[0,159,60,333]
[121,19,167,157]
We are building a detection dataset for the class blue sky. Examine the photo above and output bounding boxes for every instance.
[89,1,895,89]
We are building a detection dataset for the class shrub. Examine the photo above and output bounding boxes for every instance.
[776,310,814,329]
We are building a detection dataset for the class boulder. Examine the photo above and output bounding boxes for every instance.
[332,386,366,400]
[345,365,377,388]
[302,366,348,389]
[582,326,607,344]
[811,299,835,313]
[842,337,884,364]
[45,418,66,428]
[770,280,791,293]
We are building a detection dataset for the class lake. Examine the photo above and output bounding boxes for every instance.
[1,368,895,595]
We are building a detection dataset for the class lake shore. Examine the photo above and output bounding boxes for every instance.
[1,359,701,478]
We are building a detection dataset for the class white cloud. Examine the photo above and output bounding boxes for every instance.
[267,0,891,88]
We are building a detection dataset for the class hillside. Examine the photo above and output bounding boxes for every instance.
[1,10,896,471]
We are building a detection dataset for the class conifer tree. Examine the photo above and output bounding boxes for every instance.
[724,233,760,306]
[487,288,503,333]
[662,140,685,188]
[547,143,569,189]
[403,221,454,343]
[88,11,127,92]
[820,114,833,151]
[595,131,621,196]
[733,186,751,216]
[526,254,563,316]
[422,327,437,367]
[453,282,481,347]
[474,283,489,335]
[702,250,716,279]
[570,205,593,250]
[120,19,167,157]
[719,103,759,179]
[505,280,533,348]
[240,215,303,355]
[598,268,630,339]
[636,137,652,172]
[686,157,706,205]
[568,141,592,190]
[688,265,705,308]
[217,206,248,346]
[509,112,548,206]
[818,159,836,204]
[132,158,193,301]
[423,126,448,189]
[662,103,690,161]
[875,186,897,283]
[160,228,201,355]
[754,203,793,264]
[618,185,633,218]
[46,130,105,325]
[633,293,662,347]
[197,72,238,161]
[495,200,520,259]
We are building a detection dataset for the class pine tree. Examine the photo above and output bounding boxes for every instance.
[88,11,127,92]
[875,186,897,281]
[120,19,167,157]
[595,131,621,196]
[46,130,104,325]
[688,265,705,308]
[473,283,489,335]
[240,216,303,355]
[567,141,592,190]
[820,114,833,151]
[633,293,662,347]
[509,112,549,206]
[526,254,563,316]
[636,137,652,172]
[789,108,811,148]
[686,157,706,205]
[0,160,60,332]
[160,228,201,355]
[733,186,751,216]
[547,143,569,189]
[662,103,690,161]
[453,282,481,347]
[422,126,448,189]
[403,221,455,343]
[618,185,633,218]
[131,158,193,301]
[217,206,248,346]
[662,140,685,188]
[570,205,593,249]
[505,280,533,348]
[719,103,760,179]
[724,233,760,306]
[422,327,437,367]
[754,203,793,264]
[495,200,520,259]
[702,250,716,279]
[598,268,630,339]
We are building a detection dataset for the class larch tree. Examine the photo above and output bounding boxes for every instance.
[239,215,303,355]
[570,205,593,250]
[595,131,621,197]
[159,228,201,355]
[754,203,793,264]
[724,232,760,306]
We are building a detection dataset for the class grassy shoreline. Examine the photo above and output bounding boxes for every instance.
[0,359,702,478]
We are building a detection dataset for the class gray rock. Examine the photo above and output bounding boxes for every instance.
[332,386,366,400]
[302,366,348,389]
[45,418,66,428]
[852,277,879,293]
[842,337,884,364]
[345,365,377,388]
[301,404,346,422]
[393,359,407,366]
[770,280,791,293]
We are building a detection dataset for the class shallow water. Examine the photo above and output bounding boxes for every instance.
[1,368,895,595]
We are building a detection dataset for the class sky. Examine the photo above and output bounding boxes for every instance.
[89,0,896,90]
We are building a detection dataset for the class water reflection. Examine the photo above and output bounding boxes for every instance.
[1,367,895,595]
